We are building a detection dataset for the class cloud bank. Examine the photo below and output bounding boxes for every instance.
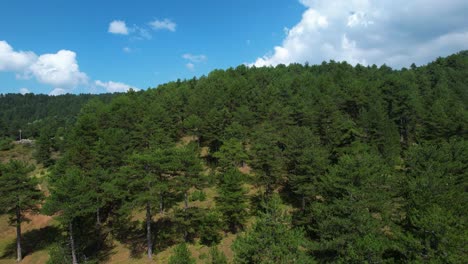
[253,0,468,68]
[0,40,136,95]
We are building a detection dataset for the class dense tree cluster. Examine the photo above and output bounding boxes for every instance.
[1,51,467,263]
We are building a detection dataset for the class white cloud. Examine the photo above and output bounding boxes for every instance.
[95,80,139,93]
[19,88,30,95]
[182,53,207,62]
[149,19,176,32]
[0,41,37,71]
[252,0,468,68]
[182,53,207,71]
[108,20,129,35]
[0,41,89,94]
[1,41,143,95]
[185,63,195,71]
[30,50,88,88]
[123,47,132,53]
[49,88,67,96]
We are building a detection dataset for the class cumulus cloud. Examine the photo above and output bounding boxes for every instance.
[252,0,468,68]
[182,53,207,63]
[0,41,88,93]
[0,41,37,71]
[19,88,30,95]
[108,20,129,35]
[149,19,177,32]
[49,88,67,96]
[95,80,139,93]
[30,50,88,88]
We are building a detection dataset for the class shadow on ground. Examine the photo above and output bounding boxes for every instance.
[1,226,60,259]
[112,215,179,259]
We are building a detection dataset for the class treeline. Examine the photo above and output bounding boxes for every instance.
[2,51,468,263]
[0,93,116,139]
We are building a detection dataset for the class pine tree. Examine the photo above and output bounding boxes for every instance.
[402,139,467,262]
[284,126,328,210]
[0,160,43,262]
[306,144,401,262]
[213,138,248,171]
[249,124,285,196]
[168,243,196,264]
[232,194,315,264]
[215,168,248,233]
[120,147,181,259]
[206,246,228,264]
[44,166,96,264]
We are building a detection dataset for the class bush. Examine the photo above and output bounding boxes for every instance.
[168,243,195,264]
[199,211,223,246]
[190,190,206,202]
[0,137,13,151]
[207,246,228,264]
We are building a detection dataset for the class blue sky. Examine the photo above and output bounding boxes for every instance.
[1,0,468,95]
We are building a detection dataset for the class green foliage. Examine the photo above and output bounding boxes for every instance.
[206,246,228,264]
[0,160,43,222]
[214,138,248,170]
[0,93,115,140]
[305,144,403,263]
[249,124,285,195]
[284,126,329,209]
[3,51,468,263]
[401,139,467,262]
[216,169,248,233]
[233,194,315,264]
[168,243,196,264]
[199,211,223,246]
[43,166,96,224]
[190,190,207,202]
[46,243,71,264]
[0,137,13,151]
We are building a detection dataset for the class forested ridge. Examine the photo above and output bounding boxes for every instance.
[0,51,467,263]
[0,93,116,139]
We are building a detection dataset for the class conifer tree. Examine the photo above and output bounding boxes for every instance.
[232,194,315,264]
[206,246,228,264]
[168,243,196,264]
[249,124,285,196]
[0,160,43,262]
[120,148,180,260]
[306,144,400,262]
[44,166,96,264]
[213,138,248,171]
[402,139,467,262]
[215,168,248,233]
[284,126,328,210]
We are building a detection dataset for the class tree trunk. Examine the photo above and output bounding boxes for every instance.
[146,202,153,260]
[16,205,22,263]
[184,192,188,211]
[96,207,101,226]
[69,222,78,264]
[159,193,164,215]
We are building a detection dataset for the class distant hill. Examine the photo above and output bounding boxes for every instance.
[0,93,116,139]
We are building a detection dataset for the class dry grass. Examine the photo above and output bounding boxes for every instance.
[0,142,255,264]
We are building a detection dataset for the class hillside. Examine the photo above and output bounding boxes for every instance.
[0,93,117,140]
[1,52,467,263]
